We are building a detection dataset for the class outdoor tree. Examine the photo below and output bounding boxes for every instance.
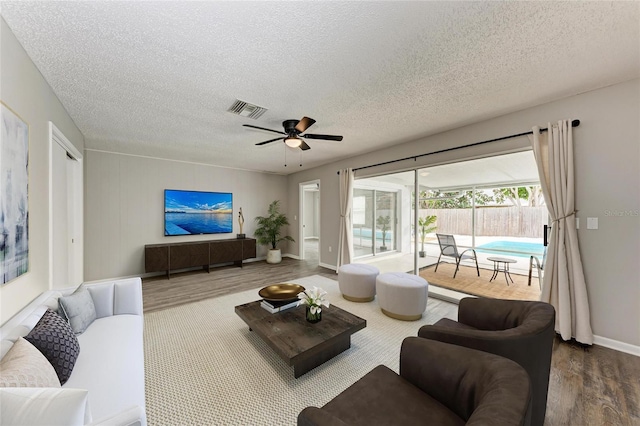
[413,186,545,209]
[418,190,493,209]
[493,186,545,207]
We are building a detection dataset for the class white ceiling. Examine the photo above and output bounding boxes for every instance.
[2,1,638,175]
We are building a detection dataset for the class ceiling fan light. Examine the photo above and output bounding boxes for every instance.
[284,136,302,148]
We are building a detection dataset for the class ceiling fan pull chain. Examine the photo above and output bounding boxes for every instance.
[284,144,287,167]
[299,150,302,167]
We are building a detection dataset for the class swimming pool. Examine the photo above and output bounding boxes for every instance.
[475,241,545,258]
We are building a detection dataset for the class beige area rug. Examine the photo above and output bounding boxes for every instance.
[144,275,457,425]
[420,263,541,301]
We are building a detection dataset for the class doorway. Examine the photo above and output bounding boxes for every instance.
[299,181,320,265]
[49,123,83,290]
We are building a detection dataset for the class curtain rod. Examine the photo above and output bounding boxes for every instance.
[337,119,580,175]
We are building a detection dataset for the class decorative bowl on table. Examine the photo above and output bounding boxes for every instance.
[259,283,306,302]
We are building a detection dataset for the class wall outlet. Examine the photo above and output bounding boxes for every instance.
[328,246,332,252]
[294,215,297,221]
[587,217,599,230]
[576,218,579,229]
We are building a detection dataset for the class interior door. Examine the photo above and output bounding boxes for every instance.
[52,142,82,289]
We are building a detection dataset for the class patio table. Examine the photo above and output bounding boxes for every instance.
[487,257,517,285]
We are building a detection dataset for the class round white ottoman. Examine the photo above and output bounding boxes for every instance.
[338,263,380,302]
[376,272,428,321]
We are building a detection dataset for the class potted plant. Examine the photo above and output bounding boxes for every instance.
[254,200,295,264]
[418,215,437,257]
[376,215,391,252]
[297,286,330,323]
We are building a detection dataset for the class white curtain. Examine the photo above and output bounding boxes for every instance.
[530,121,593,345]
[337,168,354,269]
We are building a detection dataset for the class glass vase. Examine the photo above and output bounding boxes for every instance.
[306,305,322,323]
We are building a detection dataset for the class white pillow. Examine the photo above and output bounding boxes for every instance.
[0,337,61,387]
[0,387,92,426]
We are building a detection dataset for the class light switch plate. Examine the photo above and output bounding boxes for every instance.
[587,217,598,230]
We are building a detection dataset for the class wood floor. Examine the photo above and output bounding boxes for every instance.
[420,262,541,301]
[142,257,336,313]
[142,257,640,425]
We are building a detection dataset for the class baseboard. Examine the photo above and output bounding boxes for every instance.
[593,335,640,357]
[283,253,300,260]
[319,262,337,272]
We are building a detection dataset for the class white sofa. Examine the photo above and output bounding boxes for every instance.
[0,278,146,426]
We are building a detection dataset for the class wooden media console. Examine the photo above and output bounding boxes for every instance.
[145,238,257,278]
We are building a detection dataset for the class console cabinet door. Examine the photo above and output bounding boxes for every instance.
[170,243,209,269]
[145,245,169,273]
[243,239,257,260]
[210,240,243,264]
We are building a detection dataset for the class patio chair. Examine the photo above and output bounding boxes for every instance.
[434,233,480,278]
[528,246,547,289]
[528,226,549,289]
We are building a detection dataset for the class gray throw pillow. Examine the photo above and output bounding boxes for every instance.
[59,284,97,334]
[24,309,80,385]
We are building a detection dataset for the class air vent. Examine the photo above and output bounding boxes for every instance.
[227,99,268,119]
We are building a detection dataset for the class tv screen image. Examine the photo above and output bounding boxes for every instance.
[164,189,233,236]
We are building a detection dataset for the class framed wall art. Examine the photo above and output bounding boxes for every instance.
[1,102,29,284]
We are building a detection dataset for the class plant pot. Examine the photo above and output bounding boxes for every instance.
[419,251,426,258]
[266,248,282,264]
[379,246,388,252]
[306,306,322,323]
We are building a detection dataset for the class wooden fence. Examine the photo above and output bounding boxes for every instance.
[420,207,547,238]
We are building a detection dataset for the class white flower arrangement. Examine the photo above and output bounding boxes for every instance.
[297,286,330,315]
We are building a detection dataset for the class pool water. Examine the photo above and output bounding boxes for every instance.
[475,241,545,258]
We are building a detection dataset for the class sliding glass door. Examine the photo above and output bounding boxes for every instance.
[352,187,398,257]
[375,190,397,253]
[351,151,543,300]
[353,188,374,257]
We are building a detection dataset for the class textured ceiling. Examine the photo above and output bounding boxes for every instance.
[1,1,639,174]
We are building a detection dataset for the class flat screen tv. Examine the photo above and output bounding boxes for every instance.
[164,189,233,236]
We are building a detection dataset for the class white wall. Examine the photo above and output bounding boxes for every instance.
[83,150,289,280]
[0,19,85,324]
[288,79,640,348]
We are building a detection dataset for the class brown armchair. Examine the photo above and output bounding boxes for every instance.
[298,337,531,426]
[418,298,555,426]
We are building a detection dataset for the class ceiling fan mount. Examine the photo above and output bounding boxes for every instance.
[282,119,302,134]
[243,116,343,151]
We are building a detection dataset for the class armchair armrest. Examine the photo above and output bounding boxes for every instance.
[0,388,91,426]
[89,405,146,426]
[418,322,534,365]
[297,407,350,426]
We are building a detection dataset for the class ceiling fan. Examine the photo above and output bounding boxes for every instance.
[243,117,343,150]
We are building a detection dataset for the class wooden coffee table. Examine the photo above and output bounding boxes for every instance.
[235,301,366,378]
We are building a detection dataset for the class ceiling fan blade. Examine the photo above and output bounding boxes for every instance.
[300,141,311,151]
[302,133,343,141]
[295,117,316,133]
[243,124,285,135]
[255,137,284,146]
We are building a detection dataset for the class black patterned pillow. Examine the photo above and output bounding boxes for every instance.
[25,309,80,385]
